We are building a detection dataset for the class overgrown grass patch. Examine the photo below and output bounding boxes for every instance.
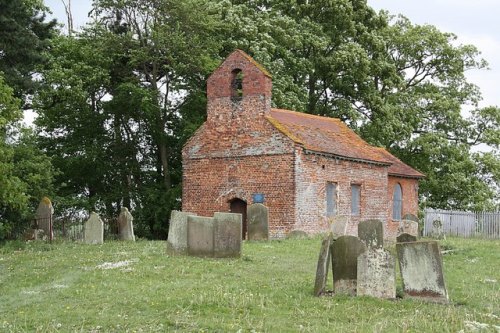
[0,237,498,332]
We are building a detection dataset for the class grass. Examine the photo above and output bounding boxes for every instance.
[0,237,499,332]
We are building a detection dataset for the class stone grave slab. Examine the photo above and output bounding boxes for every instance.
[331,235,367,295]
[167,211,196,255]
[402,213,418,222]
[432,220,445,240]
[35,197,54,239]
[247,203,269,240]
[187,216,214,257]
[397,233,417,243]
[117,207,135,241]
[396,241,448,303]
[398,220,419,237]
[357,248,396,299]
[330,216,349,239]
[213,212,242,258]
[358,219,384,249]
[314,234,333,296]
[84,212,104,244]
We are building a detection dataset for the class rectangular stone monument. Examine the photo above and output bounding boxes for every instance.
[358,219,384,249]
[35,197,54,240]
[213,212,242,258]
[167,211,196,255]
[314,234,333,296]
[330,215,349,239]
[187,216,214,257]
[396,241,449,303]
[84,212,104,244]
[331,235,367,295]
[117,207,135,241]
[247,203,269,240]
[357,248,396,299]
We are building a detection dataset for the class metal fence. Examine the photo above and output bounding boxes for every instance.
[424,208,500,239]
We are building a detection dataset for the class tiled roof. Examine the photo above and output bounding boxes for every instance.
[375,147,425,179]
[267,108,424,178]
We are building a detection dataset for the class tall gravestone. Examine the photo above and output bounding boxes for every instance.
[117,207,135,241]
[35,197,54,239]
[357,248,396,299]
[167,211,195,255]
[432,220,445,240]
[331,235,367,295]
[187,216,214,257]
[330,216,349,238]
[398,220,419,237]
[213,212,242,258]
[314,234,333,296]
[84,212,104,244]
[247,203,269,240]
[396,241,449,303]
[358,219,384,249]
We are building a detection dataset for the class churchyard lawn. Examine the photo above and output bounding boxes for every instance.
[0,237,498,332]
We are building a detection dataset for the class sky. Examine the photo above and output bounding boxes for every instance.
[44,0,500,110]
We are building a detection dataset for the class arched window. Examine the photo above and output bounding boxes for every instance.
[393,183,402,220]
[231,69,243,100]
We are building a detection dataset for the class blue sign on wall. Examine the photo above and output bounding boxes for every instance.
[252,193,265,204]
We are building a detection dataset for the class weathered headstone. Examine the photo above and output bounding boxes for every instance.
[314,234,333,296]
[402,213,418,222]
[358,219,384,249]
[397,233,417,243]
[357,248,396,299]
[331,235,367,295]
[35,197,54,239]
[117,207,135,241]
[247,203,269,240]
[167,211,195,255]
[286,230,308,239]
[187,216,214,257]
[84,212,104,244]
[330,215,349,238]
[432,219,445,240]
[396,241,448,303]
[398,220,419,237]
[213,212,242,258]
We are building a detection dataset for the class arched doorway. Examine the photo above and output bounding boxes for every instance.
[230,198,247,239]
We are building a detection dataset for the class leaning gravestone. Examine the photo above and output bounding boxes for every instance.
[213,212,242,258]
[167,211,196,255]
[396,241,449,303]
[331,235,367,295]
[84,212,104,244]
[314,234,333,296]
[247,203,269,240]
[187,216,214,257]
[432,219,445,240]
[397,233,417,243]
[358,219,384,249]
[35,197,54,239]
[357,248,396,299]
[117,207,135,241]
[330,216,349,239]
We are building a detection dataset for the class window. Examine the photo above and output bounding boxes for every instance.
[231,69,243,100]
[393,183,403,220]
[326,182,337,217]
[351,184,361,215]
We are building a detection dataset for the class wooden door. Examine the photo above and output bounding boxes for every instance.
[230,198,247,239]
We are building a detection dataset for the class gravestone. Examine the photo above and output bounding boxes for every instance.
[358,219,384,249]
[331,235,367,295]
[314,234,333,296]
[247,203,269,240]
[167,211,196,255]
[84,212,104,244]
[432,220,445,240]
[187,216,214,257]
[396,241,449,303]
[330,216,349,238]
[403,213,418,222]
[357,248,396,299]
[117,207,135,241]
[398,220,419,237]
[286,230,308,239]
[35,197,54,239]
[213,212,242,258]
[397,233,417,243]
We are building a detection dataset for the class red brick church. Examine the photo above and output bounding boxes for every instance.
[182,50,424,239]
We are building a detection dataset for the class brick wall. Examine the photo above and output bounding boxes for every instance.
[294,149,389,236]
[385,176,420,240]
